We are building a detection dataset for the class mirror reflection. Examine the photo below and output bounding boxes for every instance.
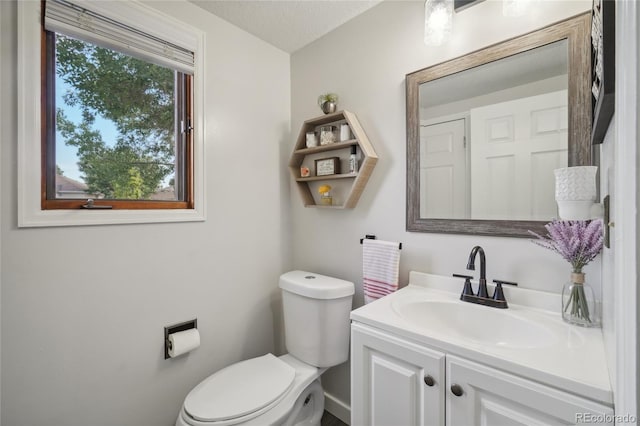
[419,40,568,221]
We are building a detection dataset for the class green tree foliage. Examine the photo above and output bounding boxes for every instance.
[114,168,145,200]
[55,35,175,199]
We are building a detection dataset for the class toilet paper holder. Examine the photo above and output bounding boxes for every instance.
[164,319,197,359]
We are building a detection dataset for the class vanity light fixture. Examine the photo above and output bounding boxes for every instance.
[424,0,530,47]
[554,166,612,248]
[424,0,453,46]
[554,166,600,220]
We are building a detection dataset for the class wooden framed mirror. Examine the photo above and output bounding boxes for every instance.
[406,13,592,237]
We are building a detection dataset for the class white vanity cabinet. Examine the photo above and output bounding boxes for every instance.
[446,355,613,425]
[351,323,614,426]
[351,323,445,426]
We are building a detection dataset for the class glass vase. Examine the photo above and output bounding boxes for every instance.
[319,126,337,145]
[319,193,332,206]
[561,272,600,327]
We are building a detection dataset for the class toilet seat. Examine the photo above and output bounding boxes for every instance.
[177,354,325,426]
[184,354,295,424]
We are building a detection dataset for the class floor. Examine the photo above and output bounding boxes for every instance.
[321,410,348,426]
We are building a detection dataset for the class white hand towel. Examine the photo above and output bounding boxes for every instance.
[362,239,401,304]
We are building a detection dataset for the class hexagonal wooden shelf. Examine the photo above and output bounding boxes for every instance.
[289,110,378,208]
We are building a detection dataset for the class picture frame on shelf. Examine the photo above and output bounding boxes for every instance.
[591,0,615,145]
[315,157,340,176]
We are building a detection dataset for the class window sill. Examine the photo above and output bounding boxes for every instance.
[18,207,205,228]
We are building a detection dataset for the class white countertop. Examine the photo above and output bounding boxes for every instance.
[350,271,613,405]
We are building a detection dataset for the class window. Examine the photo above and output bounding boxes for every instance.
[19,0,204,226]
[42,0,194,210]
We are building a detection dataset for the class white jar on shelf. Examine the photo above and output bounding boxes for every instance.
[305,132,318,148]
[340,123,352,141]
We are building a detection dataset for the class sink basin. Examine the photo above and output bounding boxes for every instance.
[392,299,558,349]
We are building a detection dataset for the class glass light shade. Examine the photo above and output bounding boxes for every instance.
[424,0,453,46]
[503,0,530,17]
[554,166,598,220]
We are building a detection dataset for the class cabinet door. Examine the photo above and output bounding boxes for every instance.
[351,323,445,426]
[446,355,614,426]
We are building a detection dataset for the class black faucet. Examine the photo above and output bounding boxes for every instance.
[466,246,488,298]
[452,246,518,309]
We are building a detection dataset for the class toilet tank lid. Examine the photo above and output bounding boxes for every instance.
[279,270,354,299]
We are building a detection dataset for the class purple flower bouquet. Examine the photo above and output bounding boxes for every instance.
[530,220,603,326]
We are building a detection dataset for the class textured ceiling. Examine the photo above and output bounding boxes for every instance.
[189,0,383,53]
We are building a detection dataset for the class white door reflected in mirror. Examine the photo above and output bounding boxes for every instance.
[418,39,569,222]
[420,118,467,219]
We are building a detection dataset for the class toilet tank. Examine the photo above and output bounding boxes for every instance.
[279,271,354,368]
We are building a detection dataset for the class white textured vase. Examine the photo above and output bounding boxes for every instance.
[554,166,597,220]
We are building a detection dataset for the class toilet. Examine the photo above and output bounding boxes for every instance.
[175,270,354,426]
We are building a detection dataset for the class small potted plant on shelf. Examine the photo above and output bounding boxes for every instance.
[317,93,339,114]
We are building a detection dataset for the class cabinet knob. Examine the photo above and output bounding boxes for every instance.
[423,375,435,387]
[450,384,464,397]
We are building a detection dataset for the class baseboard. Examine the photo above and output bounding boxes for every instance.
[324,391,351,425]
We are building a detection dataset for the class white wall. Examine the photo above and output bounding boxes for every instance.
[600,122,616,390]
[422,75,567,122]
[290,0,591,410]
[601,0,640,418]
[0,1,291,425]
[0,1,5,423]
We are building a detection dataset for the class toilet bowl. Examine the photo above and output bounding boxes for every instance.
[175,271,354,426]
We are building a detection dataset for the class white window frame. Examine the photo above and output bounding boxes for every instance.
[17,0,206,227]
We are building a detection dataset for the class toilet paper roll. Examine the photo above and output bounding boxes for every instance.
[168,328,200,358]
